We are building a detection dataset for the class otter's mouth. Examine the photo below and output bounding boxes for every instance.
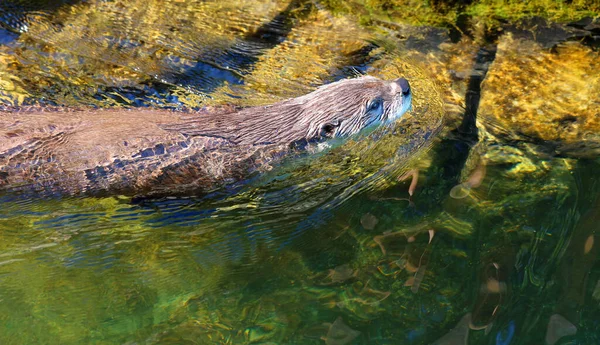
[386,79,412,123]
[396,91,412,120]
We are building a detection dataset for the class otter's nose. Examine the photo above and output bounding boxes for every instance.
[395,78,410,96]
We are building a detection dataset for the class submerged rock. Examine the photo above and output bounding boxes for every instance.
[431,313,471,345]
[545,314,577,345]
[478,34,600,158]
[323,317,360,345]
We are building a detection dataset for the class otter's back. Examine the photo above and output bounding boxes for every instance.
[0,108,238,195]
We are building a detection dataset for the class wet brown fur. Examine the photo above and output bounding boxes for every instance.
[0,76,408,197]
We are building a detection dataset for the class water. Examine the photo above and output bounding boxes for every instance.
[1,0,600,344]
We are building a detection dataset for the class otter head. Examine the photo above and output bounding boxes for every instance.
[298,76,412,144]
[180,76,412,147]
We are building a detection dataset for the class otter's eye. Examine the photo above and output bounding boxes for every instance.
[322,123,335,134]
[320,121,339,138]
[367,98,382,112]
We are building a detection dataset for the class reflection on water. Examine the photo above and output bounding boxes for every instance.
[1,0,600,344]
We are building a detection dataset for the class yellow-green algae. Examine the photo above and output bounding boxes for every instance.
[319,0,599,29]
[466,0,600,25]
[318,0,459,27]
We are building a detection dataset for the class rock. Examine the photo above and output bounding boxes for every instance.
[360,213,379,230]
[432,313,471,345]
[477,34,600,158]
[545,314,577,345]
[502,16,591,49]
[568,16,600,34]
[323,317,360,345]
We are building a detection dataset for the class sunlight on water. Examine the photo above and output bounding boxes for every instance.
[1,0,600,344]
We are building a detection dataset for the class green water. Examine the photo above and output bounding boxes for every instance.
[2,155,599,344]
[1,0,600,344]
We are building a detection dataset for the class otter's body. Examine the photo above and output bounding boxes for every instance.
[0,76,412,197]
[0,108,284,196]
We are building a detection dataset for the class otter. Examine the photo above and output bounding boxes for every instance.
[0,76,412,197]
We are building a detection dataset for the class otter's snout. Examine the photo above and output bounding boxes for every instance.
[395,78,411,96]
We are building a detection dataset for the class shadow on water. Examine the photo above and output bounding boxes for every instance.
[164,0,314,93]
[429,30,499,194]
[138,0,382,100]
[476,158,600,345]
[545,159,600,344]
[0,0,83,33]
[0,0,85,46]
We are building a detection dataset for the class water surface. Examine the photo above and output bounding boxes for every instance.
[1,0,600,344]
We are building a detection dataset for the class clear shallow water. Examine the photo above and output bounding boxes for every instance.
[1,1,600,344]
